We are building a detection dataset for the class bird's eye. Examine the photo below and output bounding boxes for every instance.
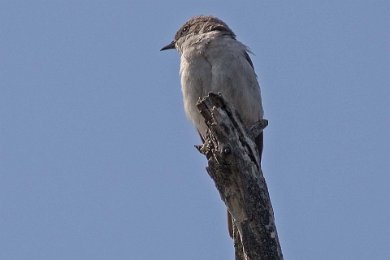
[181,26,189,34]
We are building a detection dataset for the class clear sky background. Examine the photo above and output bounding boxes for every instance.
[1,1,389,259]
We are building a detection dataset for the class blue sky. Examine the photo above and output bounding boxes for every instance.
[1,1,389,259]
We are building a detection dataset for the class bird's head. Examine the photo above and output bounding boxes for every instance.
[160,15,236,52]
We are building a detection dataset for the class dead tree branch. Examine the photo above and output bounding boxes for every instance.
[196,93,283,260]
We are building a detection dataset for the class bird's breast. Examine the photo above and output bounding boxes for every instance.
[180,52,212,134]
[179,37,263,137]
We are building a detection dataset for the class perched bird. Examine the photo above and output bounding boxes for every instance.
[161,15,264,237]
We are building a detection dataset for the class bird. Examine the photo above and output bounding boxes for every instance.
[160,15,264,238]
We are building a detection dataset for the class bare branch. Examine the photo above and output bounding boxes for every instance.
[196,93,283,260]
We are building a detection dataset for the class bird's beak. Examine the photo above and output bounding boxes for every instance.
[160,41,176,51]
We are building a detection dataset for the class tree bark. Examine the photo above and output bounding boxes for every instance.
[196,93,283,260]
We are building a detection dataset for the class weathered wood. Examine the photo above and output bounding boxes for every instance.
[233,223,245,260]
[196,93,283,260]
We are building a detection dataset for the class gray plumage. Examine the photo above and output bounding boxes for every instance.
[162,15,263,141]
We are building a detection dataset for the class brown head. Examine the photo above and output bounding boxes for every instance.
[160,15,236,51]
